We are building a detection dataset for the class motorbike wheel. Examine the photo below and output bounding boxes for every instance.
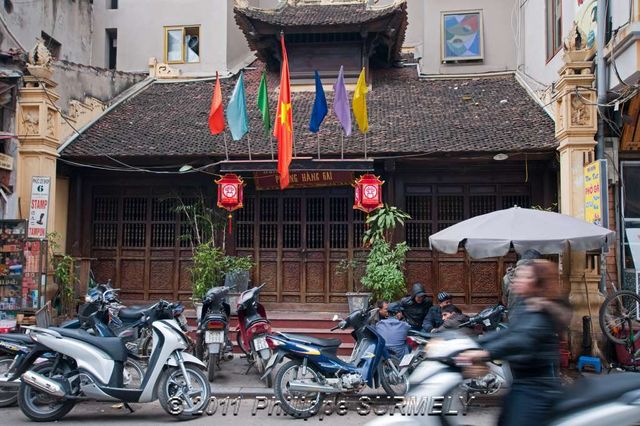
[236,330,249,357]
[207,354,216,382]
[123,358,145,388]
[0,355,17,407]
[158,364,210,418]
[253,354,272,388]
[380,358,409,396]
[274,359,324,418]
[17,360,76,422]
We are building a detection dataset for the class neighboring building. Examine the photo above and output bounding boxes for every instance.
[58,0,557,311]
[91,0,257,76]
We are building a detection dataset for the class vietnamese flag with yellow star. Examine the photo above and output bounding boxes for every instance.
[273,35,293,190]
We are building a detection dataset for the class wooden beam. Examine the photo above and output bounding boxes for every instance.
[219,158,374,172]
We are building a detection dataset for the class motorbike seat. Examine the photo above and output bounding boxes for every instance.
[551,372,640,415]
[49,328,128,362]
[118,304,155,320]
[280,333,341,348]
[0,333,33,345]
[408,330,432,339]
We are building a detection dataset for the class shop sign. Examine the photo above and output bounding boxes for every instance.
[254,171,354,190]
[0,153,13,171]
[27,176,50,239]
[584,160,607,226]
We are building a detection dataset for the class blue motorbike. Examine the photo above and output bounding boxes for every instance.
[262,307,409,418]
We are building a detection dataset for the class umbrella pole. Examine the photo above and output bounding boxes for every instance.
[583,273,604,360]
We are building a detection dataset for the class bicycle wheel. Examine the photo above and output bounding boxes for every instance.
[599,290,640,345]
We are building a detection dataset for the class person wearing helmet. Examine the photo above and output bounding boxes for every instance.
[422,291,452,332]
[400,283,432,331]
[375,302,411,359]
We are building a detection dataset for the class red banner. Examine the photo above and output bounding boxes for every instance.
[254,171,354,191]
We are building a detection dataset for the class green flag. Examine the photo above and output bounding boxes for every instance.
[257,71,271,136]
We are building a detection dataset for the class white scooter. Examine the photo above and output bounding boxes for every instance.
[366,333,640,426]
[10,319,209,421]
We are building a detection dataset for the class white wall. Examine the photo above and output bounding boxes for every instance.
[519,0,582,89]
[0,0,93,63]
[420,0,518,75]
[405,0,424,49]
[92,0,253,76]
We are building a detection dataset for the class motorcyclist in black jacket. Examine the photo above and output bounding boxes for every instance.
[400,282,432,331]
[457,260,572,426]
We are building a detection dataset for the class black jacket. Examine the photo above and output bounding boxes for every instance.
[479,301,562,381]
[400,283,432,328]
[422,306,443,331]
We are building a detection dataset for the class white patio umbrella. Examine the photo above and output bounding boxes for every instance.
[428,206,615,259]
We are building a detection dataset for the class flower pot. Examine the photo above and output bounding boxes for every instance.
[227,292,241,316]
[193,301,203,321]
[346,292,371,313]
[224,270,250,293]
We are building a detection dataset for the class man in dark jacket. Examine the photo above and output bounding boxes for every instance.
[432,304,475,336]
[375,302,411,359]
[422,291,452,332]
[400,283,432,330]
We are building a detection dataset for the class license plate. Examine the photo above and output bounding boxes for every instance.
[265,353,277,370]
[399,353,414,368]
[253,336,268,351]
[205,331,224,344]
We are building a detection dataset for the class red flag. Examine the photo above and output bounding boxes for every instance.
[208,71,225,134]
[273,36,293,189]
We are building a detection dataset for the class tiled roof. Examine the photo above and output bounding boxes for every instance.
[234,1,405,27]
[61,63,556,159]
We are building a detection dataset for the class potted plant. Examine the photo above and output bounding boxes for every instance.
[223,255,254,314]
[358,204,411,305]
[190,242,227,319]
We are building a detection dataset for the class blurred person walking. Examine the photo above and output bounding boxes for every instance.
[458,260,571,426]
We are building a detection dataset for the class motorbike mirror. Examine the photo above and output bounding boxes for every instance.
[332,314,340,321]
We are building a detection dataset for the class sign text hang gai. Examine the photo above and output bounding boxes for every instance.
[584,160,607,226]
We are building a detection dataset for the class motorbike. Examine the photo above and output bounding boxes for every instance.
[65,283,190,357]
[235,284,272,385]
[8,319,209,421]
[261,307,409,419]
[0,311,146,408]
[195,286,233,382]
[397,303,511,399]
[365,332,640,426]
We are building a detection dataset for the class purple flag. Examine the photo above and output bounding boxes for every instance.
[333,65,352,136]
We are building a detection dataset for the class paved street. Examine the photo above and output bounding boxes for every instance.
[0,399,500,425]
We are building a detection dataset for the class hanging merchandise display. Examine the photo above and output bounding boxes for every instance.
[353,174,384,214]
[216,173,245,234]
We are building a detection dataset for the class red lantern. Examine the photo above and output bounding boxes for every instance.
[216,173,244,233]
[353,174,384,214]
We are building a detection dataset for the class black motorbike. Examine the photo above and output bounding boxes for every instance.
[195,286,233,382]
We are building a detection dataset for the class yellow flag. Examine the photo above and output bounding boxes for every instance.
[352,67,368,133]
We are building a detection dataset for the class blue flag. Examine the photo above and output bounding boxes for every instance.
[309,71,328,133]
[226,72,249,141]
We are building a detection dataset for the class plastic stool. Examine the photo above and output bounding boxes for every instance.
[577,355,602,373]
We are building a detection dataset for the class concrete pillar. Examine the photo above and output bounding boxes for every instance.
[554,25,603,356]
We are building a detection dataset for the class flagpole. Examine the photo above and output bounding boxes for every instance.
[364,131,367,159]
[341,133,344,160]
[293,130,297,158]
[224,131,229,161]
[317,131,320,159]
[269,134,274,160]
[247,135,252,161]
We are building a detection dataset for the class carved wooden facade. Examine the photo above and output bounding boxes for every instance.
[72,160,555,310]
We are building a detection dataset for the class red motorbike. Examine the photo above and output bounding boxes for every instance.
[235,284,273,386]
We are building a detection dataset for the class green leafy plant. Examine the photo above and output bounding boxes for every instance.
[190,241,228,300]
[360,239,409,301]
[47,232,77,317]
[362,204,411,246]
[224,255,254,273]
[359,204,411,301]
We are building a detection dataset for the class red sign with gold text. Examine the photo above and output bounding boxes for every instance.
[254,171,354,191]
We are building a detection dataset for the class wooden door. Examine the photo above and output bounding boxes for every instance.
[234,188,365,308]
